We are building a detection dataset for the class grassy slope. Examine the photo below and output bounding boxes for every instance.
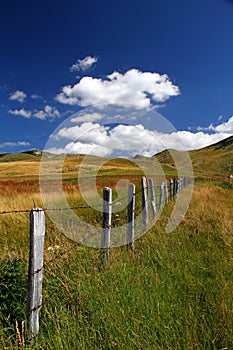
[155,135,233,177]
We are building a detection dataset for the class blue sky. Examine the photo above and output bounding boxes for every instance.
[1,0,233,156]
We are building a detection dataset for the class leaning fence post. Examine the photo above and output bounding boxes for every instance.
[27,208,45,342]
[159,182,164,211]
[148,178,156,219]
[101,187,112,265]
[127,183,135,250]
[142,177,148,229]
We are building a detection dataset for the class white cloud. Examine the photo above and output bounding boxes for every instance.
[196,123,215,132]
[49,115,233,157]
[9,105,61,120]
[9,90,27,103]
[47,143,110,157]
[0,141,30,148]
[70,56,98,72]
[56,69,180,109]
[197,116,233,134]
[214,116,233,134]
[33,105,61,120]
[31,93,42,100]
[70,112,103,123]
[9,108,32,118]
[54,122,109,144]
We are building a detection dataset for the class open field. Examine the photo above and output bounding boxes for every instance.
[0,139,233,349]
[0,170,233,349]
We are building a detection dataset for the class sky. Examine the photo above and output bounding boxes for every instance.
[1,0,233,157]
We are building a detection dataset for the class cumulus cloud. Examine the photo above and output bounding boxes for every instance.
[47,143,110,157]
[9,105,61,120]
[197,116,233,134]
[9,108,32,118]
[34,105,61,120]
[48,115,233,157]
[0,141,30,148]
[9,90,27,103]
[70,56,98,72]
[214,116,233,134]
[55,69,180,109]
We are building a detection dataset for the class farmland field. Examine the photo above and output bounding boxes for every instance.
[0,150,233,349]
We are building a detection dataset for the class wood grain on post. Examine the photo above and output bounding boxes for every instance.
[127,183,135,250]
[148,178,156,219]
[27,208,45,342]
[159,182,164,211]
[101,187,112,265]
[142,177,148,229]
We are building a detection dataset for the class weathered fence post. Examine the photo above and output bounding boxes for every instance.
[27,208,45,342]
[177,178,180,194]
[165,180,169,204]
[180,177,183,191]
[173,178,177,197]
[142,176,148,229]
[159,182,164,211]
[101,187,112,265]
[127,183,135,250]
[148,178,156,219]
[170,178,173,201]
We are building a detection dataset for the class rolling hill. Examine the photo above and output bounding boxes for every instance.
[0,135,232,178]
[154,135,233,177]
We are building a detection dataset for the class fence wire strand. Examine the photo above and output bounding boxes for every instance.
[0,186,146,215]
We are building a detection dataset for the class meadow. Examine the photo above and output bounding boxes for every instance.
[0,153,232,349]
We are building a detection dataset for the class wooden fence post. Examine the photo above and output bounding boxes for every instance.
[148,178,156,219]
[173,178,177,197]
[170,178,173,201]
[142,177,148,229]
[159,182,164,211]
[101,187,112,265]
[127,183,135,250]
[165,180,169,204]
[180,177,183,191]
[27,208,45,342]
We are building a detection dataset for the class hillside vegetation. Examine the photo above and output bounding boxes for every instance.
[0,135,232,180]
[155,135,233,177]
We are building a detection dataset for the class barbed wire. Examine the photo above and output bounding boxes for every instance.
[0,187,145,215]
[0,175,206,216]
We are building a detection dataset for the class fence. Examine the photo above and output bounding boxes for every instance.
[0,175,192,342]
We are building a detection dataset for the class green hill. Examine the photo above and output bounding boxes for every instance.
[154,135,233,177]
[0,135,233,177]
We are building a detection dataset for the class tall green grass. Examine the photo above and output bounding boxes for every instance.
[0,183,232,349]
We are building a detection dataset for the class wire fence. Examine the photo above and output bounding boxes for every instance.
[1,175,194,341]
[0,187,145,215]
